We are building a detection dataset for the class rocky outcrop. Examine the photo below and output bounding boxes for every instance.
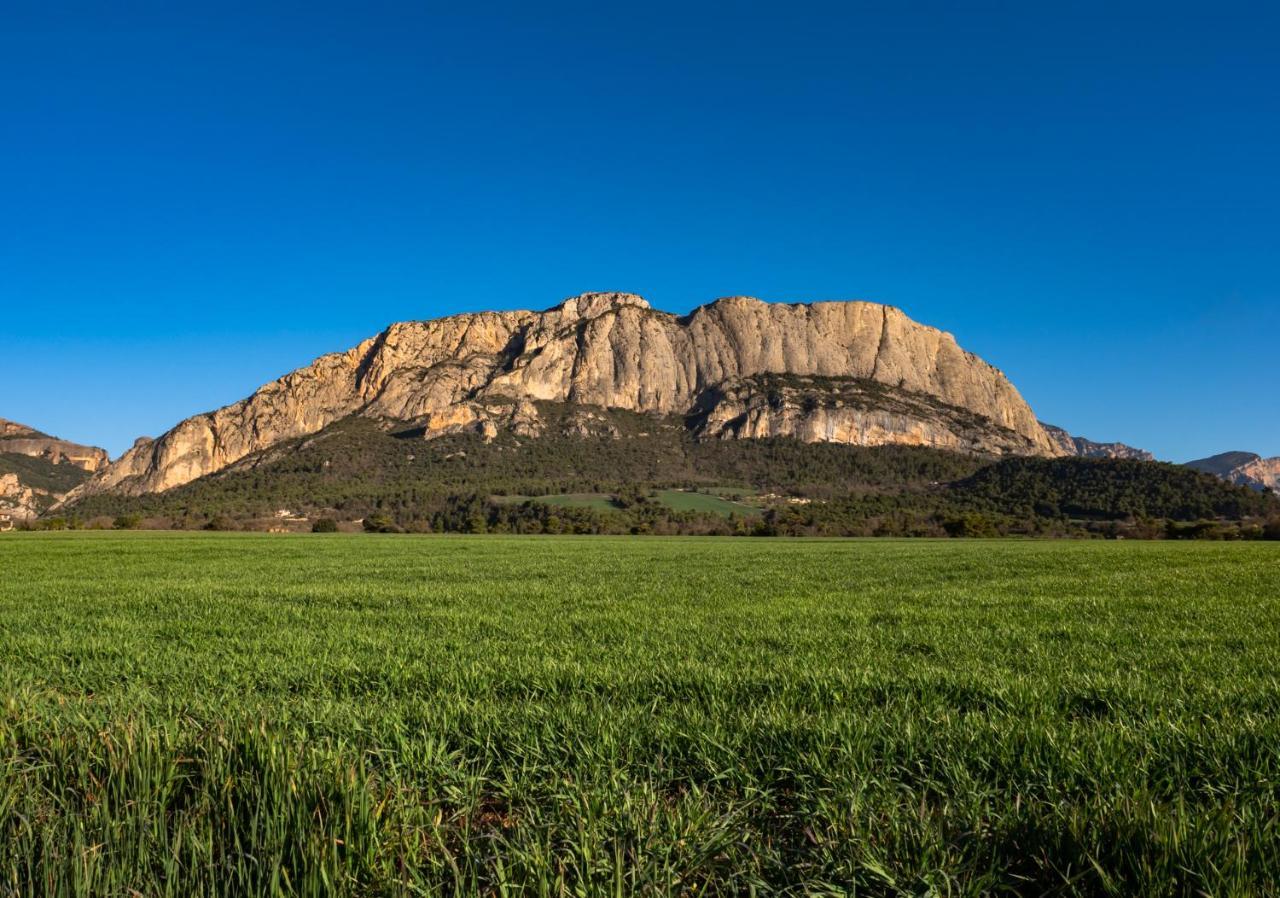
[698,375,1047,455]
[1185,452,1280,492]
[0,472,43,521]
[1040,423,1155,461]
[0,418,109,472]
[63,293,1065,501]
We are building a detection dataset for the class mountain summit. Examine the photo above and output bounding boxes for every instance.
[65,293,1068,501]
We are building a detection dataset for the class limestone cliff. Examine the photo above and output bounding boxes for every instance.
[64,293,1064,500]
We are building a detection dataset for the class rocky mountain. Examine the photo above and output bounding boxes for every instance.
[63,293,1066,503]
[0,418,108,520]
[1185,452,1280,493]
[1040,423,1155,461]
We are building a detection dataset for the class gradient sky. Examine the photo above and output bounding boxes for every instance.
[3,1,1277,461]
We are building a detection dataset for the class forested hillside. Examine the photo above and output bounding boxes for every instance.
[53,405,1280,538]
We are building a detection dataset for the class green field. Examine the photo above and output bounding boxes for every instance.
[653,489,756,515]
[0,534,1277,896]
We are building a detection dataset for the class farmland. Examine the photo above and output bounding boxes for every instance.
[0,533,1277,895]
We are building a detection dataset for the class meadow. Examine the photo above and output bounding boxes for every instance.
[0,533,1276,896]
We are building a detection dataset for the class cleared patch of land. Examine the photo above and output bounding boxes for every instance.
[652,488,756,515]
[0,533,1276,895]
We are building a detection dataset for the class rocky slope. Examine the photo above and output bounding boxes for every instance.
[0,418,108,520]
[1185,452,1280,492]
[1040,423,1155,461]
[63,293,1065,501]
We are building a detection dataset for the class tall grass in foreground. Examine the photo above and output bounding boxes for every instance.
[0,534,1277,895]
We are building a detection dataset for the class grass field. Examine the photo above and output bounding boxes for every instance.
[653,489,756,515]
[0,534,1277,896]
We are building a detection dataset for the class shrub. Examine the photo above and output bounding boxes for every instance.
[113,514,142,530]
[362,515,401,534]
[312,518,339,533]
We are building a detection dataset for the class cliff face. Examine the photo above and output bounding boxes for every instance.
[1040,423,1155,461]
[65,293,1064,500]
[0,418,109,473]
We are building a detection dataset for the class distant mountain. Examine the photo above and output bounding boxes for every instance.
[1040,423,1155,461]
[0,418,108,521]
[1185,452,1280,493]
[62,293,1067,504]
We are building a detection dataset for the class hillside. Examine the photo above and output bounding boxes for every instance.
[61,405,1278,537]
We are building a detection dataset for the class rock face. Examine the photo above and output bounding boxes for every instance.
[1040,423,1155,461]
[1185,452,1280,492]
[0,418,109,472]
[64,293,1065,500]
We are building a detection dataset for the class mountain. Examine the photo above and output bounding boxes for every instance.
[0,418,109,520]
[1185,452,1280,492]
[1040,423,1155,461]
[63,293,1064,503]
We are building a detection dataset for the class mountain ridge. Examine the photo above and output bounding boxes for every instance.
[1040,423,1155,461]
[62,293,1064,504]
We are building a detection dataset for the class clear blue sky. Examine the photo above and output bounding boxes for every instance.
[3,1,1276,461]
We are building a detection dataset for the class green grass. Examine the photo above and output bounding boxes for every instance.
[653,489,756,515]
[0,533,1277,896]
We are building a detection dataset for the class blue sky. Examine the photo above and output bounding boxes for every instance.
[3,1,1276,461]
